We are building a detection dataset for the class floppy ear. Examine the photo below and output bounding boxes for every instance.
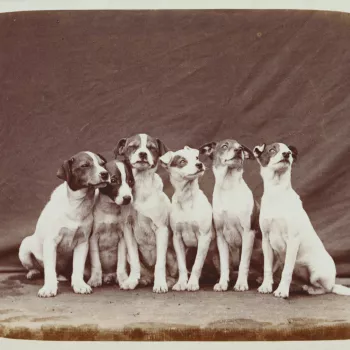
[199,142,216,160]
[288,145,298,162]
[57,158,74,183]
[114,138,127,158]
[159,151,174,168]
[253,144,266,158]
[96,153,107,165]
[156,138,169,156]
[241,145,255,160]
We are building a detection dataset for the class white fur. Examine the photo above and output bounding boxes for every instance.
[19,183,96,297]
[256,142,350,298]
[212,164,256,292]
[160,146,214,292]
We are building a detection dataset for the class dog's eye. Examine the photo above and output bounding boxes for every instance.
[222,145,228,150]
[180,160,186,166]
[111,178,117,183]
[81,163,89,168]
[196,157,199,160]
[269,149,275,154]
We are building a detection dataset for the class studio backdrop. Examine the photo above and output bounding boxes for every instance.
[0,10,349,277]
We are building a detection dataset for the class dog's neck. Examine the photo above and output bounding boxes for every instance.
[65,182,95,212]
[171,176,200,206]
[261,167,293,194]
[213,165,245,191]
[132,167,159,201]
[96,192,122,214]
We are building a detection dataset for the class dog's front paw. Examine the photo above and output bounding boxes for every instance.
[153,280,168,293]
[120,277,139,290]
[72,280,93,294]
[87,274,102,288]
[103,273,116,285]
[258,281,273,294]
[117,271,129,285]
[273,284,289,299]
[38,283,58,298]
[172,279,188,291]
[186,278,200,292]
[214,281,228,292]
[234,280,249,292]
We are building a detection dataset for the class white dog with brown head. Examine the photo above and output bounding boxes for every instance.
[160,146,217,291]
[18,151,110,297]
[254,142,350,298]
[115,133,178,293]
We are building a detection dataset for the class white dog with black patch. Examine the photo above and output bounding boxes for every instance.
[115,134,178,293]
[87,159,141,290]
[18,151,110,297]
[254,142,350,298]
[200,139,262,292]
[160,146,217,291]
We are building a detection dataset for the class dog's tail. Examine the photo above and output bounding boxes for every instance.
[332,284,350,296]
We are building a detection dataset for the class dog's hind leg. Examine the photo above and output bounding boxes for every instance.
[166,249,178,288]
[19,236,42,280]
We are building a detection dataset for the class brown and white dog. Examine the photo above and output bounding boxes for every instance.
[18,151,110,298]
[87,159,141,290]
[115,133,178,293]
[200,139,263,292]
[254,142,350,298]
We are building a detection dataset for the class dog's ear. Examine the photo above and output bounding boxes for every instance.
[159,151,174,168]
[253,144,266,158]
[288,145,298,162]
[114,138,127,158]
[96,153,107,165]
[199,142,216,160]
[241,145,255,160]
[57,158,74,183]
[156,138,170,156]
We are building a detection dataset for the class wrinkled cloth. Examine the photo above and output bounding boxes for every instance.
[0,10,349,277]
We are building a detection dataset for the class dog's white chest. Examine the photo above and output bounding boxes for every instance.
[260,191,301,254]
[213,187,253,248]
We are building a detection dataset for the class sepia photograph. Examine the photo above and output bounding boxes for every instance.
[0,0,350,343]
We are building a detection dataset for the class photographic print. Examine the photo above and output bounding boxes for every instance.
[0,6,350,342]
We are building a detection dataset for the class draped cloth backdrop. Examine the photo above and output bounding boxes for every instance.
[0,10,349,277]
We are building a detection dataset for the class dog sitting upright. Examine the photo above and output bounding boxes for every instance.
[87,159,141,290]
[160,146,218,291]
[115,133,178,293]
[200,139,262,292]
[18,151,110,298]
[254,142,350,298]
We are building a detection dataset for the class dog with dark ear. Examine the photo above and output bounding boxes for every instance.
[113,133,178,294]
[199,138,264,292]
[18,151,110,298]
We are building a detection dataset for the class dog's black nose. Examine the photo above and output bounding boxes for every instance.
[123,196,132,205]
[282,152,291,159]
[196,163,203,170]
[100,171,109,180]
[139,152,147,159]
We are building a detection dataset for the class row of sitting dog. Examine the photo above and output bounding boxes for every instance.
[18,133,350,298]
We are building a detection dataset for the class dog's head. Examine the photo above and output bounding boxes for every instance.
[57,151,110,191]
[99,160,135,205]
[114,133,169,171]
[253,142,298,172]
[199,139,255,170]
[159,146,205,181]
